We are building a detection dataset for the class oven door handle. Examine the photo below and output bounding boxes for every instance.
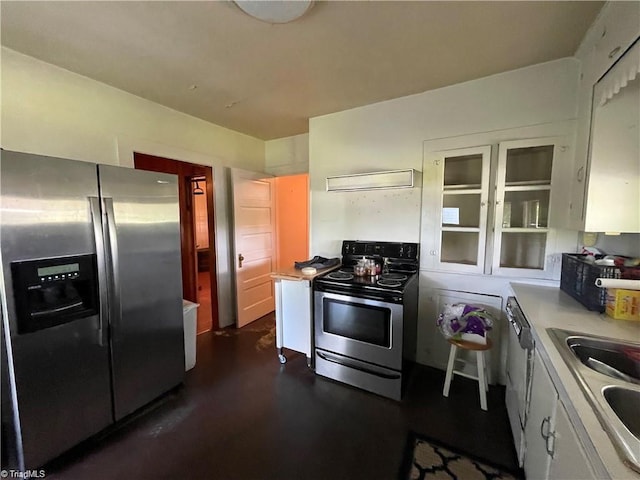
[316,351,401,380]
[316,288,403,305]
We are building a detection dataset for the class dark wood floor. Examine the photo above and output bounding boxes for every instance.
[46,314,520,479]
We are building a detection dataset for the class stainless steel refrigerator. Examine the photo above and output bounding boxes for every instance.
[0,150,185,470]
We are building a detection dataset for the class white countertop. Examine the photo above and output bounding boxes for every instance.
[511,283,640,479]
[270,265,339,281]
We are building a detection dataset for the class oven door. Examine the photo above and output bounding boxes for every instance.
[314,290,403,370]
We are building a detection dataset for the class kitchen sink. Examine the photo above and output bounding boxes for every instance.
[603,386,640,439]
[566,336,640,384]
[548,328,640,473]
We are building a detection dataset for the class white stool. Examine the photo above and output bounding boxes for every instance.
[442,337,492,411]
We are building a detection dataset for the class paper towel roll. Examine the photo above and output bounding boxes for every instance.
[595,278,640,290]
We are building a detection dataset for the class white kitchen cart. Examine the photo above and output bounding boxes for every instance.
[272,266,339,366]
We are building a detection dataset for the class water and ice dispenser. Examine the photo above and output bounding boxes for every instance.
[10,254,99,334]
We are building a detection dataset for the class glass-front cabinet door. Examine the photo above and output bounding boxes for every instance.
[423,132,570,279]
[492,137,563,276]
[436,146,491,273]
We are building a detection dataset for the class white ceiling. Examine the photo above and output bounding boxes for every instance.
[1,1,604,140]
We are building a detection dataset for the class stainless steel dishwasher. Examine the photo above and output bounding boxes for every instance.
[504,296,534,467]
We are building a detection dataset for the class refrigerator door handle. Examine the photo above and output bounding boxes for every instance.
[89,196,109,346]
[103,197,122,329]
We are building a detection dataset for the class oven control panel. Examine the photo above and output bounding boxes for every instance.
[342,241,419,260]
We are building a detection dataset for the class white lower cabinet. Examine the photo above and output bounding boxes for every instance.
[525,353,557,479]
[548,400,597,480]
[524,353,595,480]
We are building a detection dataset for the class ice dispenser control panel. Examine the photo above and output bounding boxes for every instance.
[37,262,81,282]
[11,254,99,334]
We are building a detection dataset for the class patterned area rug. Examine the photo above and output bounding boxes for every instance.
[401,433,523,480]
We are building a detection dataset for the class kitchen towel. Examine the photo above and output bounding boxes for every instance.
[595,278,640,290]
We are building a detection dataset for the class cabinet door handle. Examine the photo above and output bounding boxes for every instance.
[541,416,556,457]
[577,166,584,182]
[546,428,556,458]
[238,253,244,268]
[540,416,551,440]
[496,200,501,206]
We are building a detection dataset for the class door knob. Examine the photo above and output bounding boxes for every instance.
[238,253,244,268]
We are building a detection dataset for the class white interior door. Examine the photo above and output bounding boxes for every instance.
[231,168,276,327]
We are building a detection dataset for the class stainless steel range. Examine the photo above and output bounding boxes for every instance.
[313,240,419,400]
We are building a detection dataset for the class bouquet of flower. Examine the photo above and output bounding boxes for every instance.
[437,303,494,343]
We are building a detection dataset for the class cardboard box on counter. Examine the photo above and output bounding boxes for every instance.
[606,289,640,321]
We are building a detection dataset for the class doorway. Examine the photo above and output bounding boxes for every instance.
[229,171,309,328]
[275,173,309,271]
[192,176,213,333]
[133,153,219,332]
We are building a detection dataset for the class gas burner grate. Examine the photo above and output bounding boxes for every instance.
[377,279,402,288]
[326,271,354,281]
[381,273,407,281]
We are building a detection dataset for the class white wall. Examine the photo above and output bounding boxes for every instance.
[309,58,580,257]
[1,48,265,170]
[265,133,309,176]
[586,233,640,258]
[1,47,267,327]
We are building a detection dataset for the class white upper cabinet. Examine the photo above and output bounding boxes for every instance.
[422,134,571,279]
[570,1,639,233]
[581,39,640,233]
[492,137,567,278]
[431,146,491,274]
[591,4,640,81]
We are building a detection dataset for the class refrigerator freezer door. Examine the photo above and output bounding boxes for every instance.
[0,151,113,469]
[98,165,184,420]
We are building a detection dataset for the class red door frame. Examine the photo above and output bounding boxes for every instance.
[133,152,219,330]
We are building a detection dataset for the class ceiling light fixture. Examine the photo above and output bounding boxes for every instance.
[233,0,314,24]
